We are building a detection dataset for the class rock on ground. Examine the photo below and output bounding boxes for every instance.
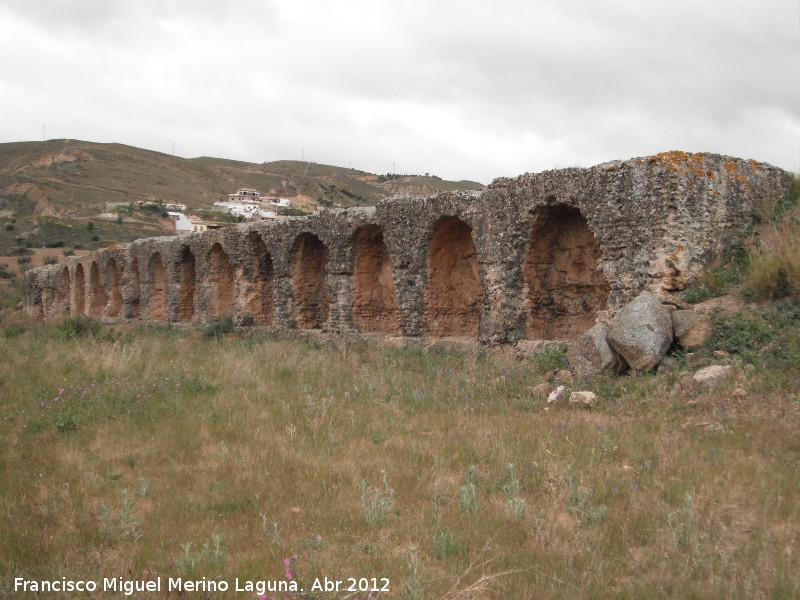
[672,309,713,349]
[692,365,734,387]
[567,323,626,379]
[608,291,673,371]
[569,391,596,407]
[547,385,568,404]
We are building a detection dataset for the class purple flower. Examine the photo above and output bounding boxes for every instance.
[315,534,323,542]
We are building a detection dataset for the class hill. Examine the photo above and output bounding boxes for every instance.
[0,139,483,255]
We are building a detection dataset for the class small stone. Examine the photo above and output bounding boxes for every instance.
[692,365,734,387]
[569,391,596,408]
[547,385,568,404]
[531,383,552,399]
[732,387,748,399]
[687,399,699,409]
[713,350,730,359]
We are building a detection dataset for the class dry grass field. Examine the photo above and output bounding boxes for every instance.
[0,308,798,598]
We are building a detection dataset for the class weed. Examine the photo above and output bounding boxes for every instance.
[503,464,526,520]
[433,529,459,559]
[403,546,423,600]
[459,465,479,515]
[53,410,79,433]
[359,472,396,527]
[565,467,607,525]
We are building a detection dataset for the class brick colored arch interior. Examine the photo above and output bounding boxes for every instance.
[89,261,107,317]
[291,233,329,330]
[129,257,140,318]
[242,232,273,325]
[208,243,234,320]
[426,217,482,337]
[73,264,85,315]
[107,258,123,317]
[524,204,610,340]
[148,253,166,320]
[176,246,196,322]
[352,225,399,334]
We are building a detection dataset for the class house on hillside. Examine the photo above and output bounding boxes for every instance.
[228,188,261,202]
[168,212,207,234]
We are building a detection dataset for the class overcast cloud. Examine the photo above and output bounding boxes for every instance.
[1,0,798,183]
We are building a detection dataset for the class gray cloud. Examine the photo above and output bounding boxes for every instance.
[1,0,797,183]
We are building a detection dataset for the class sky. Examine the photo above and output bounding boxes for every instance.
[1,0,798,184]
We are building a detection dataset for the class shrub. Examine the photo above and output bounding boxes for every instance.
[203,315,235,339]
[734,177,800,301]
[63,248,75,257]
[58,316,101,339]
[43,256,58,265]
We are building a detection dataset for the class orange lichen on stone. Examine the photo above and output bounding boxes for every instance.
[652,151,712,179]
[722,161,748,183]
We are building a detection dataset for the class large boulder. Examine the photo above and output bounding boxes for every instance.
[567,323,626,379]
[608,291,673,371]
[672,309,713,349]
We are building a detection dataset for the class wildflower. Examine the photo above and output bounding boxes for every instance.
[315,534,322,542]
[58,388,64,395]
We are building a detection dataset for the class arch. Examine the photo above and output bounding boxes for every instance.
[208,243,234,320]
[88,261,107,317]
[291,232,329,329]
[176,246,196,322]
[425,217,482,337]
[523,204,610,340]
[241,232,273,325]
[107,258,123,317]
[147,253,166,320]
[352,225,399,334]
[129,257,141,318]
[73,264,86,315]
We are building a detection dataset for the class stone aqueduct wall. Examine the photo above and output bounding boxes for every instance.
[24,152,793,344]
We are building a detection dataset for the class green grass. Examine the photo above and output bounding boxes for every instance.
[0,320,798,598]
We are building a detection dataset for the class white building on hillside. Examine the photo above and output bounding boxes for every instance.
[228,188,261,202]
[168,212,207,234]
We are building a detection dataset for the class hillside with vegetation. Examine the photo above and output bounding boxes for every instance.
[0,139,484,256]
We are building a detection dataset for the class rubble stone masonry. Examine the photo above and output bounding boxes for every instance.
[24,152,793,344]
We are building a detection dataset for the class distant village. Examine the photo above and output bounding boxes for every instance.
[128,188,296,235]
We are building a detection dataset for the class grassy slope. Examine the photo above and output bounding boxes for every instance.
[0,314,797,598]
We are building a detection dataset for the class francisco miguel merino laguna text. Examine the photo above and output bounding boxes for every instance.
[15,576,301,595]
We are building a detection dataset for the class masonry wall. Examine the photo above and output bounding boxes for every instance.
[24,152,793,344]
